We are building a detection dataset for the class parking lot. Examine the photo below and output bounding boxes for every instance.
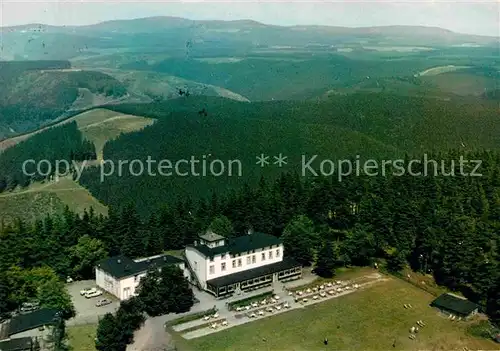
[66,280,120,326]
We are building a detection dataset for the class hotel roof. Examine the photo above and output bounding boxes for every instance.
[189,232,282,258]
[96,254,184,279]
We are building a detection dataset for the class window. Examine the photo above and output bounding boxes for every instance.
[238,258,242,267]
[221,262,226,271]
[252,255,256,263]
[210,256,214,262]
[246,256,251,264]
[134,275,139,282]
[221,254,226,260]
[209,265,215,275]
[261,253,266,261]
[276,249,280,257]
[232,260,236,268]
[269,250,273,259]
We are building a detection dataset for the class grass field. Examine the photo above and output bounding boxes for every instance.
[186,278,498,351]
[76,109,156,161]
[67,324,97,351]
[0,108,155,156]
[0,177,107,224]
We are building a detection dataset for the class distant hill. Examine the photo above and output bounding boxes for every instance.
[0,61,250,140]
[1,17,498,60]
[0,61,129,138]
[119,55,437,101]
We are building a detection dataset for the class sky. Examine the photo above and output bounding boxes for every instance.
[1,0,499,36]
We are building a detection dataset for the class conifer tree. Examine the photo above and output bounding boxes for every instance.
[315,241,337,278]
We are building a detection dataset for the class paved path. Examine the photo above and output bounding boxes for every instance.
[126,285,280,351]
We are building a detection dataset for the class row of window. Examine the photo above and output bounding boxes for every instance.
[207,266,302,295]
[209,248,281,275]
[209,245,280,262]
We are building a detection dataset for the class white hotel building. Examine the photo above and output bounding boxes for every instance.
[95,254,187,300]
[184,231,302,298]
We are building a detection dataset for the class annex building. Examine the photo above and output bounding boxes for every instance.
[95,253,187,300]
[430,293,479,319]
[184,230,302,297]
[0,308,59,351]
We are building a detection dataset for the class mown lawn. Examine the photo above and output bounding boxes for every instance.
[67,324,97,351]
[186,277,498,351]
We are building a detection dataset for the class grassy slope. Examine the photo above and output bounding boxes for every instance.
[187,278,498,351]
[1,108,155,154]
[0,67,129,139]
[73,109,156,161]
[97,69,251,102]
[0,107,159,223]
[0,177,107,224]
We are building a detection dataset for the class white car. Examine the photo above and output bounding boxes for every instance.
[85,290,103,298]
[80,288,97,296]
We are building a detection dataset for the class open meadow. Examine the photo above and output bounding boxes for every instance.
[76,109,156,161]
[185,277,498,351]
[0,177,107,224]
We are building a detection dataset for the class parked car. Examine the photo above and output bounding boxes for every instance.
[80,288,97,296]
[66,277,73,283]
[95,298,112,307]
[85,290,103,298]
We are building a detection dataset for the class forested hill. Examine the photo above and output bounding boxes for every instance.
[0,121,96,191]
[0,61,128,139]
[78,93,500,214]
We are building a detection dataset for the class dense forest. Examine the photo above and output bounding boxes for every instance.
[120,55,444,101]
[0,121,96,192]
[79,94,500,214]
[1,149,499,328]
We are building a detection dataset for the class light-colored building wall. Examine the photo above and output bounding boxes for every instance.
[96,261,187,300]
[95,267,121,298]
[9,328,47,340]
[185,243,285,289]
[206,244,284,280]
[118,273,147,300]
[185,247,208,288]
[9,326,53,350]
